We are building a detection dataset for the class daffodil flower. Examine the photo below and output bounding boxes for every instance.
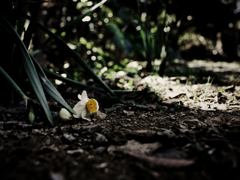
[73,90,99,121]
[59,108,73,121]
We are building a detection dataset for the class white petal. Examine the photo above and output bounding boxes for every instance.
[81,90,89,105]
[81,109,91,121]
[95,99,99,111]
[73,101,86,118]
[77,94,81,100]
[59,108,73,121]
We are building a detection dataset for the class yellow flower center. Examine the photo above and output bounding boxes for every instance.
[86,99,98,113]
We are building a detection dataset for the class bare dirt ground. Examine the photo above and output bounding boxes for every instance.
[1,60,240,180]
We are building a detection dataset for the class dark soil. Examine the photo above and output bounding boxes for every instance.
[1,61,240,180]
[1,93,240,180]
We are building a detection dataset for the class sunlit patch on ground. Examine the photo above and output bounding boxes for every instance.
[138,74,240,111]
[105,60,240,112]
[187,60,240,73]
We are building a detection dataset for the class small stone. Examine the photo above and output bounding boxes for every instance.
[63,133,76,142]
[50,127,57,134]
[93,133,108,144]
[71,124,81,131]
[95,162,108,169]
[73,133,79,137]
[94,146,106,154]
[66,149,84,156]
[32,129,42,134]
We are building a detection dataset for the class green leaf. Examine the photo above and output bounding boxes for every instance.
[0,14,54,125]
[43,68,134,93]
[43,67,105,92]
[0,66,29,106]
[31,50,73,79]
[31,56,76,115]
[106,23,125,50]
[140,29,147,53]
[31,49,42,56]
[22,14,115,96]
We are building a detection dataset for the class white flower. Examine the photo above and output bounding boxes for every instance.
[73,90,99,121]
[59,108,73,121]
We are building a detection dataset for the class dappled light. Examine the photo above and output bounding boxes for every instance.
[1,0,240,179]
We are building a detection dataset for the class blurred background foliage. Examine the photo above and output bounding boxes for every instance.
[32,0,239,74]
[1,0,240,99]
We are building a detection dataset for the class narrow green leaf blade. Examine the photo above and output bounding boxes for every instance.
[106,24,125,50]
[43,67,105,92]
[31,56,76,115]
[0,14,54,125]
[140,29,147,53]
[43,68,133,93]
[0,66,29,104]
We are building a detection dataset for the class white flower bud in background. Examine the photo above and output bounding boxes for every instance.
[59,108,73,121]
